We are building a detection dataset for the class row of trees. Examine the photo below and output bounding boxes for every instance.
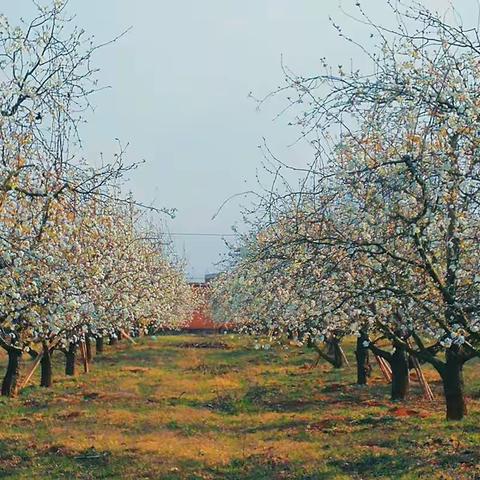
[212,1,480,420]
[0,1,195,395]
[0,194,195,395]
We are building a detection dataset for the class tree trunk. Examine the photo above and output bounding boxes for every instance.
[441,349,467,420]
[148,325,156,336]
[355,333,371,385]
[40,343,53,388]
[65,343,76,376]
[85,335,92,362]
[109,335,118,346]
[390,345,409,401]
[1,348,22,397]
[96,336,104,354]
[328,338,344,369]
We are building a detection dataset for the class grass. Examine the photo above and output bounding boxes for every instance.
[0,334,478,479]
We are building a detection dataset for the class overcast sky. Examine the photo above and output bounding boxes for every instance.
[5,0,474,280]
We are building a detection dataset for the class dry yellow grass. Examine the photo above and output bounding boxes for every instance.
[0,335,478,479]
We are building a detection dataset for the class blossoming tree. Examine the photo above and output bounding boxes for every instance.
[215,2,480,420]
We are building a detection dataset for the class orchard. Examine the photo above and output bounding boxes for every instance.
[0,1,195,397]
[1,1,479,479]
[212,1,480,422]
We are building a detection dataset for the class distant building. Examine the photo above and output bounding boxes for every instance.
[186,274,222,332]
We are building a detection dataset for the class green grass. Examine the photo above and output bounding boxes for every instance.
[0,335,479,479]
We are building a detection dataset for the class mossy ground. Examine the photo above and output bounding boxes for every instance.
[0,335,479,479]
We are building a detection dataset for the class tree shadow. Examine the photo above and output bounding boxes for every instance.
[329,452,421,478]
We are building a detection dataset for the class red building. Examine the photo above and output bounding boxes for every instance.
[186,274,222,332]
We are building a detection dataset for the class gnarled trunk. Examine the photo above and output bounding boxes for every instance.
[390,345,409,401]
[355,332,371,385]
[65,343,76,376]
[327,338,344,369]
[1,348,22,397]
[40,343,53,388]
[441,349,467,420]
[96,336,104,354]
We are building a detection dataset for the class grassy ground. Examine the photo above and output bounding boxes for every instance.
[0,334,479,479]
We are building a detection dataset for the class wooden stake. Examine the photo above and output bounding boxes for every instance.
[19,351,44,390]
[374,354,392,382]
[119,329,137,345]
[406,341,435,402]
[79,341,89,374]
[382,357,392,375]
[19,337,61,390]
[411,355,435,402]
[339,346,350,367]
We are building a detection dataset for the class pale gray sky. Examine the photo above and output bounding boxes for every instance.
[5,0,474,280]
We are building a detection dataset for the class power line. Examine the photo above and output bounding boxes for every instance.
[163,232,237,237]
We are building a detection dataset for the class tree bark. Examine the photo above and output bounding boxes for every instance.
[312,339,344,369]
[440,348,467,420]
[65,343,76,376]
[96,336,104,354]
[40,343,53,388]
[390,344,409,401]
[369,342,408,400]
[327,338,344,369]
[1,348,22,397]
[355,332,371,385]
[85,335,92,362]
